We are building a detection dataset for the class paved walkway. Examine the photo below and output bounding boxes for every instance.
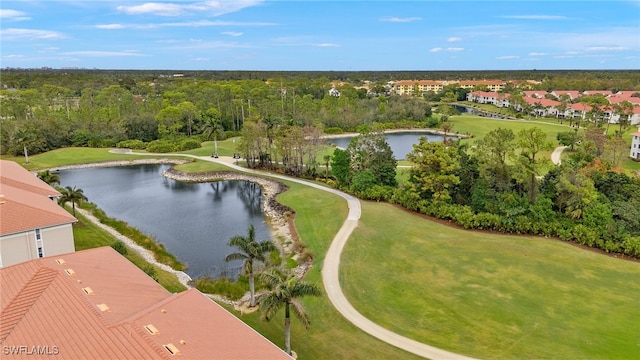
[111,151,477,359]
[193,154,477,359]
[551,146,568,165]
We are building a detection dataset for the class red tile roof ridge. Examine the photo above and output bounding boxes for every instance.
[1,187,75,221]
[0,266,58,342]
[113,290,188,326]
[0,177,59,198]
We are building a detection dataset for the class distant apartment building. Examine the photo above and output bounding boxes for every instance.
[393,80,445,95]
[393,79,507,96]
[0,160,76,267]
[631,127,640,160]
[466,90,640,125]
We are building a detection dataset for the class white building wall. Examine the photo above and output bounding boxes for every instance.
[0,224,75,267]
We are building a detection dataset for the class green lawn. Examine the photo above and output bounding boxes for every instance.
[341,201,640,359]
[0,147,157,171]
[450,115,570,146]
[219,180,423,359]
[180,137,241,157]
[173,160,231,173]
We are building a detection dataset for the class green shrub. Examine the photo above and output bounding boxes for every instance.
[142,265,159,282]
[324,127,344,135]
[111,240,128,255]
[179,138,201,151]
[117,139,146,150]
[146,140,177,153]
[269,249,283,266]
[191,277,247,299]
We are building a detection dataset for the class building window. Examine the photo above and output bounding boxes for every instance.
[35,229,44,258]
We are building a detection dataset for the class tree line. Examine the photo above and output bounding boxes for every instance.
[320,125,640,258]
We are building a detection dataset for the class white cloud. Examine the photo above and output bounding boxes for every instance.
[38,47,60,53]
[312,43,340,47]
[584,46,627,51]
[497,55,520,59]
[430,47,463,52]
[447,37,462,42]
[96,24,126,30]
[159,20,275,27]
[0,9,30,21]
[529,52,548,56]
[117,1,263,17]
[222,31,243,37]
[1,28,66,40]
[3,54,25,58]
[117,2,190,16]
[92,20,274,30]
[380,17,421,23]
[162,40,251,50]
[501,15,568,20]
[60,50,144,57]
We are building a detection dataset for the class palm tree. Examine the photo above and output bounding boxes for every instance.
[323,154,331,179]
[37,170,60,186]
[202,108,224,156]
[57,186,87,216]
[259,269,321,356]
[225,224,276,307]
[440,122,453,145]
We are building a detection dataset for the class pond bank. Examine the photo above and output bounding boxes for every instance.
[52,158,307,299]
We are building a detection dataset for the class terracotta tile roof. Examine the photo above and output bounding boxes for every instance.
[0,161,76,236]
[523,97,560,107]
[0,160,60,197]
[0,247,292,360]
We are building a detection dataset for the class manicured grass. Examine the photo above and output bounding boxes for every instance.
[450,115,570,146]
[173,160,231,172]
[180,138,240,157]
[72,210,187,293]
[341,201,640,359]
[0,147,156,171]
[219,181,423,359]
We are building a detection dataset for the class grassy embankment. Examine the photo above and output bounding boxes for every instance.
[0,147,159,171]
[342,201,640,359]
[72,209,186,293]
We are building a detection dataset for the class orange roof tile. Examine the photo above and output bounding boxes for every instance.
[0,247,292,360]
[0,161,76,236]
[0,160,60,197]
[0,184,76,236]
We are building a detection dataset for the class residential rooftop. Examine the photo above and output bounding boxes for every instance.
[0,246,293,359]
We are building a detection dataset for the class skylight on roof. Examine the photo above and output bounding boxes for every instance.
[144,324,159,335]
[64,269,75,276]
[96,304,110,312]
[82,287,94,295]
[55,258,66,265]
[163,344,180,356]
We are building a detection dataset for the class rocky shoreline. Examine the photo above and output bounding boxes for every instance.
[49,158,309,298]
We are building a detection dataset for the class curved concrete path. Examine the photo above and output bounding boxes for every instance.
[118,151,476,359]
[199,155,476,359]
[551,146,568,165]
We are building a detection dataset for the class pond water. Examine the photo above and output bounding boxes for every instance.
[326,132,444,160]
[58,164,271,279]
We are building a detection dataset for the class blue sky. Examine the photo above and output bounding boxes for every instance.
[1,1,639,71]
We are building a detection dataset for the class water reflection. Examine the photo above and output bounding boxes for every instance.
[327,132,443,160]
[58,165,271,279]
